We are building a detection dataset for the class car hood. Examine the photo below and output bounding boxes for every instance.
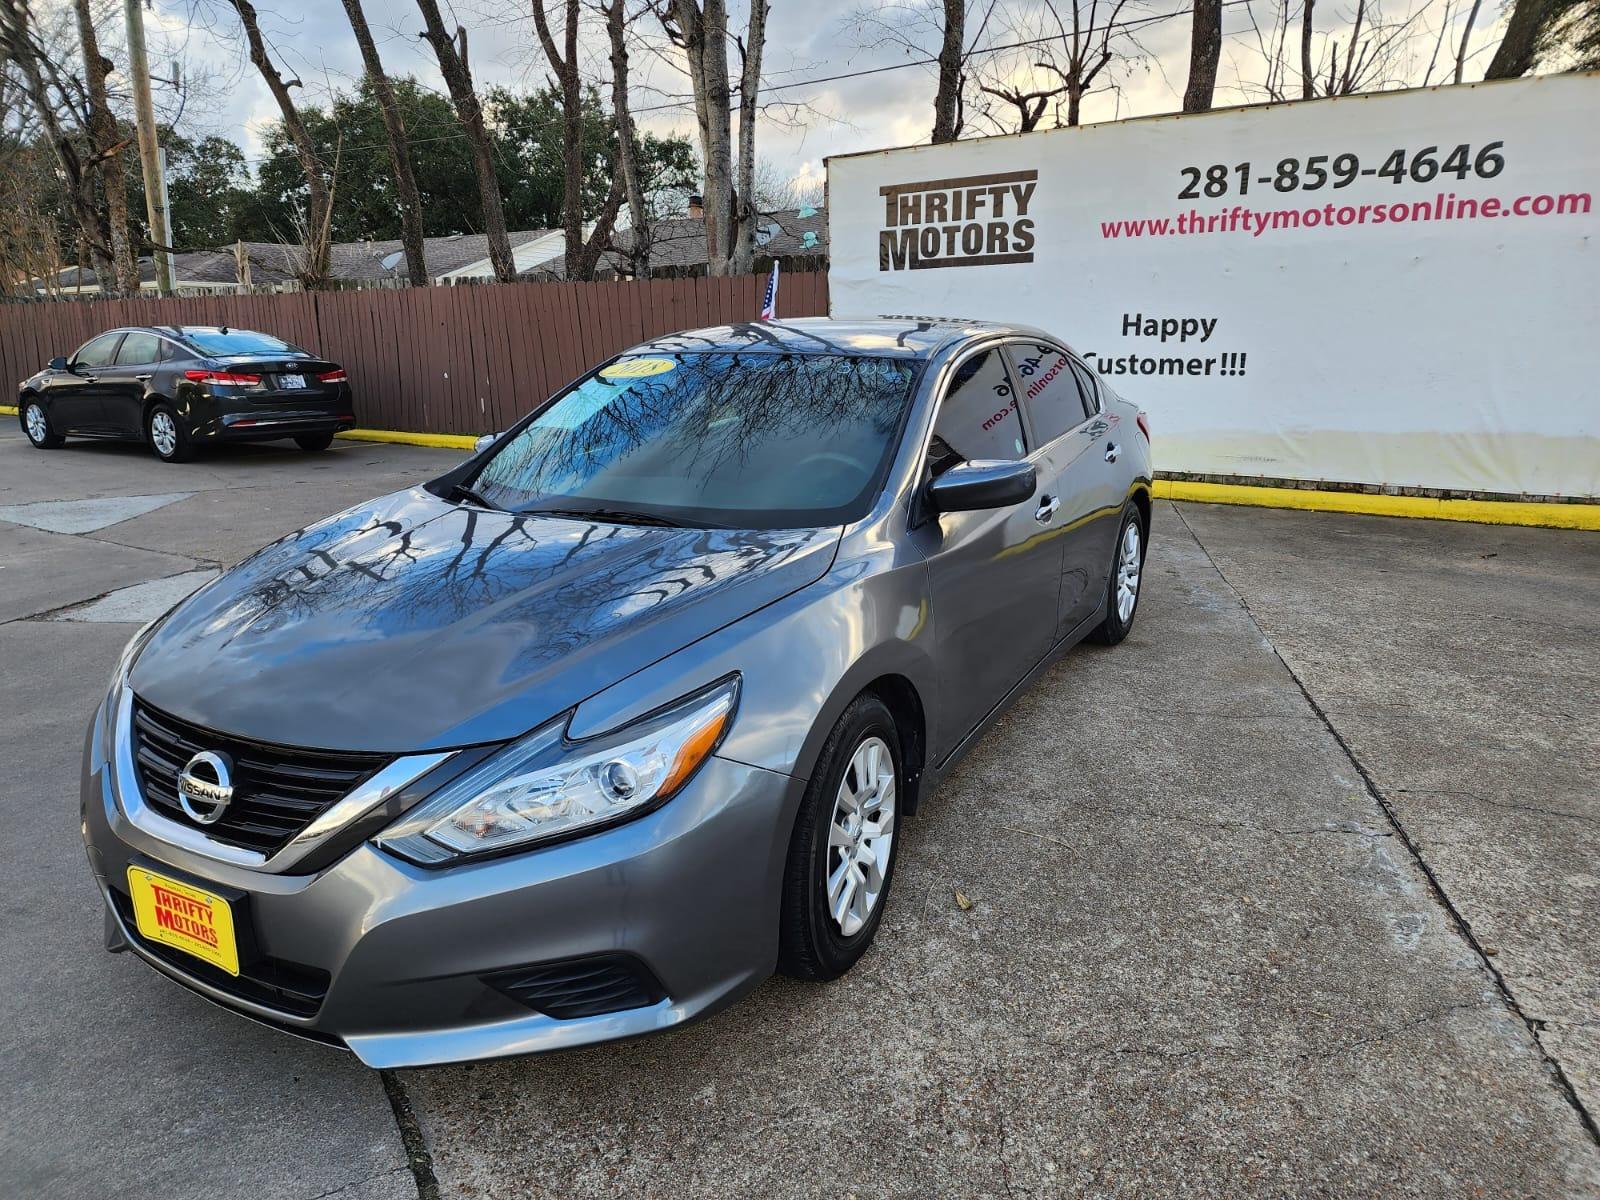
[129,488,840,752]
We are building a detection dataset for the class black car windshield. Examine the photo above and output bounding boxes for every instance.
[184,329,302,356]
[471,353,919,529]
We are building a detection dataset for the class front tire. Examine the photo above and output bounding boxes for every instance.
[1088,507,1145,645]
[146,402,193,463]
[293,432,335,452]
[21,399,64,449]
[778,695,903,982]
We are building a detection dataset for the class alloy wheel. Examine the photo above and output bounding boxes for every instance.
[150,410,178,458]
[824,735,897,937]
[25,403,48,444]
[1116,521,1141,623]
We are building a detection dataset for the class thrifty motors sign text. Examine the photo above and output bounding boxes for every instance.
[879,171,1039,271]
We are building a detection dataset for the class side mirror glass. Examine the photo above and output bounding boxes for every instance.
[473,432,499,454]
[927,459,1037,513]
[49,356,69,372]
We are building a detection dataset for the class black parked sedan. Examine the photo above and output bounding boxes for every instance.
[17,325,356,462]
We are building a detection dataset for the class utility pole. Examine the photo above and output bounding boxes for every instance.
[123,0,173,294]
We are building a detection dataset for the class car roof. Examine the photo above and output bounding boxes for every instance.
[629,317,1056,360]
[88,326,269,341]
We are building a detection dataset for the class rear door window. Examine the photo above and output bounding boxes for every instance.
[115,332,162,365]
[73,333,123,368]
[1006,341,1091,444]
[926,348,1027,477]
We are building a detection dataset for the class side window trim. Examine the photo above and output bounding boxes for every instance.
[917,339,1032,481]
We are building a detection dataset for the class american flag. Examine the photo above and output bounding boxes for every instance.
[759,262,780,320]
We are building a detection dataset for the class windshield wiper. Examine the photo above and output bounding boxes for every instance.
[447,482,500,511]
[525,504,689,528]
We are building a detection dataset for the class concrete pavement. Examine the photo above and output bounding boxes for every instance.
[1,424,1595,1198]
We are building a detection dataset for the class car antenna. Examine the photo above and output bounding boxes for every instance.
[219,324,229,335]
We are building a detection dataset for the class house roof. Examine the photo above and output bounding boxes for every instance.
[521,207,828,279]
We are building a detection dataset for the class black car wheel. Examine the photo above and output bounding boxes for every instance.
[294,432,335,452]
[1088,507,1146,645]
[21,399,64,449]
[146,402,193,463]
[778,694,902,981]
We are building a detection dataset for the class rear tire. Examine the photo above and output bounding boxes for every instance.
[293,432,335,452]
[1088,507,1145,645]
[21,399,63,449]
[146,402,193,463]
[778,695,903,982]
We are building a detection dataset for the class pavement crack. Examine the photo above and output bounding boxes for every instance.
[300,1166,412,1200]
[380,1070,441,1200]
[1395,788,1597,826]
[1171,501,1600,1150]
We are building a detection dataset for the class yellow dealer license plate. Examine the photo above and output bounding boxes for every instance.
[127,866,240,976]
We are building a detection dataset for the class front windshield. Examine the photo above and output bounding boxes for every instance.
[470,353,919,529]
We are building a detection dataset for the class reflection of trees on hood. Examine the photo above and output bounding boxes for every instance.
[478,351,915,508]
[173,489,820,671]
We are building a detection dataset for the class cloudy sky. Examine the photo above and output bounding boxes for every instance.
[143,0,1508,202]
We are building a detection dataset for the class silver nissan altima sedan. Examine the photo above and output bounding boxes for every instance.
[81,318,1152,1068]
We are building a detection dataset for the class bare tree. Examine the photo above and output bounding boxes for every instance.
[658,0,768,275]
[416,0,516,282]
[972,0,1146,131]
[932,0,965,140]
[532,0,625,280]
[1452,0,1484,80]
[730,0,769,272]
[0,0,116,284]
[228,0,332,286]
[1483,0,1582,75]
[72,0,137,293]
[1301,0,1316,96]
[341,0,428,286]
[605,0,653,277]
[1183,0,1222,112]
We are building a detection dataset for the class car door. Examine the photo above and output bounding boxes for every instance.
[51,332,124,432]
[102,331,165,436]
[1008,341,1127,635]
[918,344,1062,750]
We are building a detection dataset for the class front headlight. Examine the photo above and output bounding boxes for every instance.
[376,675,739,865]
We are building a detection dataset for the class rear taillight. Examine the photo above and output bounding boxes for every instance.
[318,369,348,384]
[1136,411,1150,442]
[184,369,262,386]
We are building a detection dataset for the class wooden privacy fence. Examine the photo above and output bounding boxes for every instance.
[0,272,831,435]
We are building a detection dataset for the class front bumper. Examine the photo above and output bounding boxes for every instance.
[80,695,800,1068]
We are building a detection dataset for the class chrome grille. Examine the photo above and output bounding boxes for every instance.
[130,699,390,855]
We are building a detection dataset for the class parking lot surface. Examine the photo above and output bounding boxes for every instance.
[2,425,1595,1199]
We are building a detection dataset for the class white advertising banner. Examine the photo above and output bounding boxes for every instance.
[826,74,1600,498]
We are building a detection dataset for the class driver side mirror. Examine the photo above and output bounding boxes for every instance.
[48,356,69,372]
[473,432,499,454]
[927,459,1037,513]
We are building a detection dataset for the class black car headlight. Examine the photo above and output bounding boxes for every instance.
[376,675,739,865]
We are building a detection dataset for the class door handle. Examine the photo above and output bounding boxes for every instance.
[1104,442,1120,463]
[1035,494,1060,523]
[136,373,154,382]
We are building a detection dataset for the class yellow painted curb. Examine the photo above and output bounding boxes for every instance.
[0,404,16,416]
[336,428,478,450]
[1154,479,1600,531]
